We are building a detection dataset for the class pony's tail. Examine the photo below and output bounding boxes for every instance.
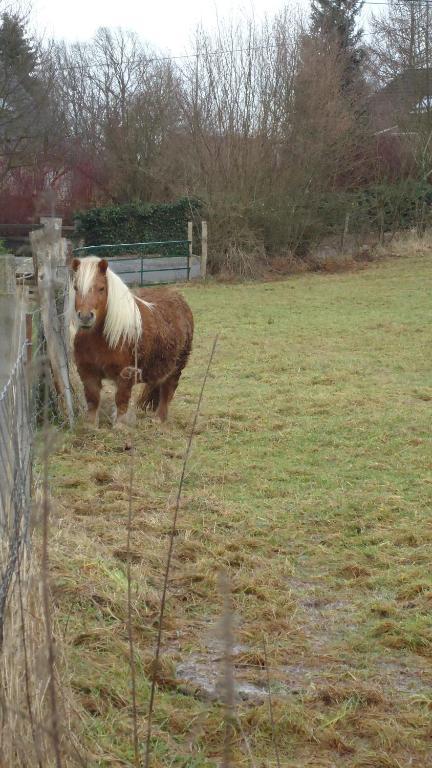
[137,384,160,412]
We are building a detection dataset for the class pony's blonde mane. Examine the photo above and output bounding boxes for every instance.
[71,256,153,349]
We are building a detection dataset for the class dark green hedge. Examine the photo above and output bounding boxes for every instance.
[355,180,432,232]
[255,180,432,254]
[74,197,203,245]
[333,180,431,231]
[314,180,432,236]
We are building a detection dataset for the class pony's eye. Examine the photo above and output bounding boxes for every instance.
[73,284,78,291]
[99,287,105,294]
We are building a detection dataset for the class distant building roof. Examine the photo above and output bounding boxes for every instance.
[370,68,432,132]
[376,68,432,113]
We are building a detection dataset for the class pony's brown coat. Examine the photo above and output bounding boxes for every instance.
[72,261,193,424]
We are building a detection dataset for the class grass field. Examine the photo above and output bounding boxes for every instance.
[49,251,432,767]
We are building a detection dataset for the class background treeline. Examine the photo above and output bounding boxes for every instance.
[1,0,432,271]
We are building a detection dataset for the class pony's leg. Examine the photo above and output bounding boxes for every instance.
[114,378,134,426]
[157,375,179,423]
[81,372,102,425]
[157,346,190,423]
[136,383,160,413]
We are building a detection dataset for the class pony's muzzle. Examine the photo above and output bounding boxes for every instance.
[77,310,96,328]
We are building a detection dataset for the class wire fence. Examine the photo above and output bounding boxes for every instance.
[0,339,32,647]
[0,242,80,764]
[0,327,49,768]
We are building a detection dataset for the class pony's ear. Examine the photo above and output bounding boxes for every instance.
[72,258,80,272]
[98,259,109,274]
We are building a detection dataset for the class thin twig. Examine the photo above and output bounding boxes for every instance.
[126,456,139,768]
[41,369,63,768]
[124,308,140,768]
[144,335,219,768]
[236,716,258,768]
[263,636,281,768]
[220,570,235,768]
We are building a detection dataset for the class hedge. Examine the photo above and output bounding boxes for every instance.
[254,180,432,254]
[314,180,432,235]
[74,197,203,246]
[74,182,432,263]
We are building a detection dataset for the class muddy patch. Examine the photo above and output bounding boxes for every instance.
[173,580,432,705]
[175,644,269,703]
[175,641,333,703]
[176,656,268,702]
[175,645,432,704]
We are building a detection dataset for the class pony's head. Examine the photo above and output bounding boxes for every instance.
[71,256,143,348]
[72,256,108,331]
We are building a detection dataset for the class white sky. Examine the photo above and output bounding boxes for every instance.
[29,0,300,53]
[29,0,376,53]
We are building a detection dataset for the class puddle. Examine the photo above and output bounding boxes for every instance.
[176,655,268,702]
[175,643,269,703]
[173,592,432,705]
[174,646,432,704]
[175,639,323,703]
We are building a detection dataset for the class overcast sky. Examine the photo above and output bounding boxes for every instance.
[28,0,376,53]
[30,0,298,53]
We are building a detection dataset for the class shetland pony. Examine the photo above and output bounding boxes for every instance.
[71,257,194,425]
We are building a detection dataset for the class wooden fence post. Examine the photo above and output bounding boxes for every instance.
[201,220,208,279]
[379,209,385,245]
[0,255,18,527]
[0,256,17,392]
[188,221,193,256]
[341,213,350,253]
[188,221,193,280]
[30,217,74,427]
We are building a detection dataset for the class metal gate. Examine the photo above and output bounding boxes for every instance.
[72,239,194,286]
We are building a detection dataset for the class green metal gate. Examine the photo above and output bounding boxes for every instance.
[72,240,191,286]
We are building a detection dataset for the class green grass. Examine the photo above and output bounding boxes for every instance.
[50,252,432,766]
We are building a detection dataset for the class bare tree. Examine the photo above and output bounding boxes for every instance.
[368,0,432,180]
[173,11,307,268]
[370,0,430,83]
[52,28,181,202]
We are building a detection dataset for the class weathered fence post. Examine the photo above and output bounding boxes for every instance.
[30,217,74,427]
[341,213,350,253]
[201,220,208,279]
[0,255,26,532]
[188,221,193,257]
[379,209,385,245]
[188,221,193,281]
[0,256,17,391]
[0,256,18,529]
